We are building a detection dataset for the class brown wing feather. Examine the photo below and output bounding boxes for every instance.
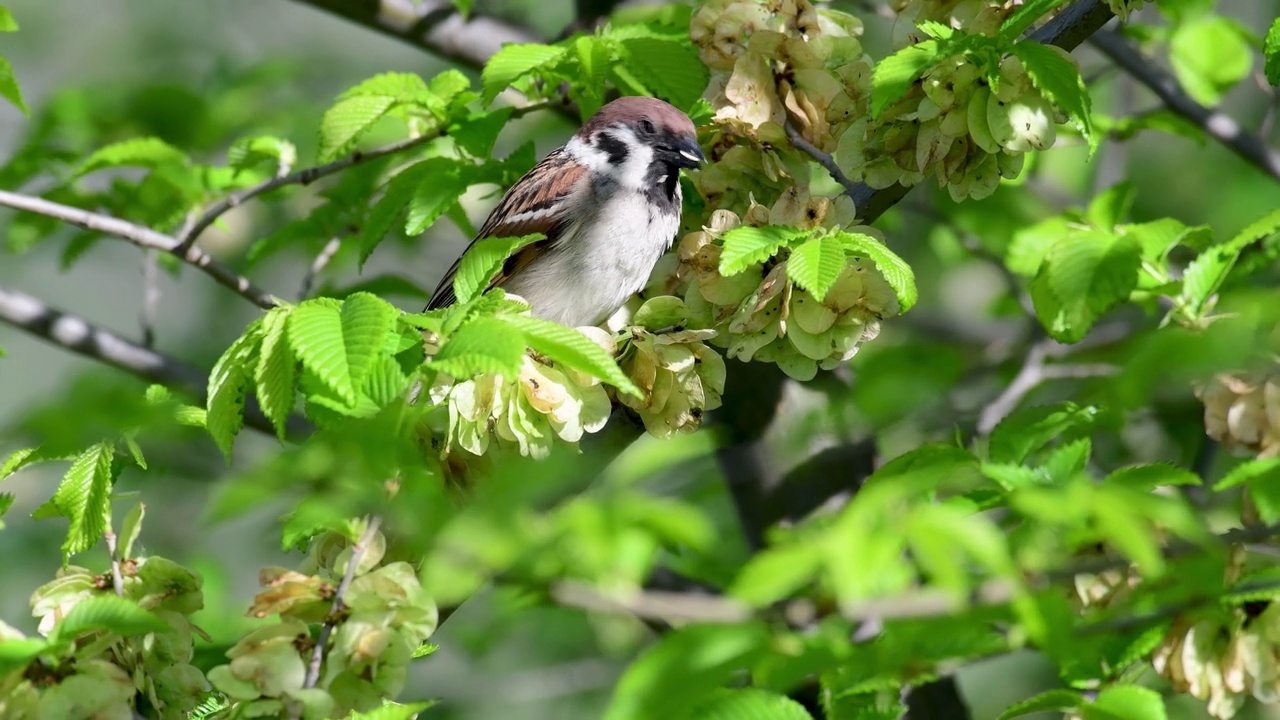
[426,148,586,311]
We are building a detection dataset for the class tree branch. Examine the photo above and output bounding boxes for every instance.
[977,335,1120,435]
[0,190,277,310]
[1090,29,1280,183]
[0,286,302,439]
[286,0,541,71]
[303,516,383,692]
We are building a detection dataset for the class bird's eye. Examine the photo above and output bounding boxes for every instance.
[640,119,656,134]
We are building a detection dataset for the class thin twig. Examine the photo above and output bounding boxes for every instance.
[1090,30,1280,183]
[103,529,126,597]
[977,336,1120,435]
[303,516,383,691]
[0,190,277,309]
[783,121,871,208]
[299,238,343,301]
[178,134,436,252]
[140,250,160,348]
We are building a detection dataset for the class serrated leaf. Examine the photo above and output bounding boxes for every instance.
[692,688,814,720]
[836,232,918,311]
[0,492,13,530]
[1179,209,1280,316]
[1,447,39,480]
[360,161,433,267]
[720,225,805,275]
[998,689,1082,719]
[481,44,566,104]
[363,355,410,408]
[0,638,47,676]
[1012,40,1094,152]
[1266,18,1280,86]
[500,314,641,397]
[1083,685,1166,720]
[347,700,439,720]
[998,0,1071,41]
[1215,458,1280,524]
[76,137,188,177]
[1169,15,1252,107]
[0,54,25,114]
[432,316,526,379]
[405,160,468,235]
[988,402,1098,463]
[207,324,262,460]
[604,623,771,720]
[788,235,846,300]
[453,234,545,304]
[1085,182,1134,231]
[341,71,434,105]
[289,300,355,405]
[1106,463,1200,490]
[318,95,397,162]
[255,307,297,440]
[730,543,822,606]
[1030,231,1140,343]
[119,502,145,559]
[49,595,168,645]
[618,38,709,111]
[1095,491,1163,575]
[574,37,612,117]
[47,443,115,560]
[340,293,398,398]
[871,41,940,118]
[121,434,146,469]
[429,69,471,105]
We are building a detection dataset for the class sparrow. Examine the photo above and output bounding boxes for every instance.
[426,96,705,327]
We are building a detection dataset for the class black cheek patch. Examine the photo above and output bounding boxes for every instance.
[595,132,629,165]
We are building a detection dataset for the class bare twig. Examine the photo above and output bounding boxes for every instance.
[103,528,126,597]
[977,336,1120,435]
[140,250,160,348]
[299,238,343,301]
[0,285,304,439]
[0,190,277,309]
[287,0,541,71]
[783,121,869,206]
[178,134,436,252]
[303,516,383,691]
[1090,30,1280,183]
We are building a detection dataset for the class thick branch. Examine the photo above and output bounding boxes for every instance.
[0,190,277,310]
[286,0,540,70]
[0,286,299,439]
[1090,30,1280,183]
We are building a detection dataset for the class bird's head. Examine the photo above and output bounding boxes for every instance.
[571,96,705,189]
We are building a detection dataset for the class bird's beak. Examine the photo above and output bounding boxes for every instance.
[674,137,706,168]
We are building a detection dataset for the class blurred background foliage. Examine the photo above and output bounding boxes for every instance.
[2,0,1280,718]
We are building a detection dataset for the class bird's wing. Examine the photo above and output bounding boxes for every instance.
[426,148,586,311]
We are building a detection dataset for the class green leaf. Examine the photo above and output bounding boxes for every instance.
[998,689,1082,719]
[405,160,469,236]
[604,622,771,720]
[227,136,297,175]
[341,71,436,106]
[347,701,439,720]
[431,316,526,379]
[998,0,1070,40]
[119,502,145,559]
[501,314,642,397]
[289,300,355,405]
[730,543,822,606]
[719,226,805,275]
[787,235,846,301]
[0,638,47,677]
[449,107,513,158]
[1012,40,1094,151]
[76,138,188,177]
[481,44,566,104]
[340,292,398,392]
[1006,217,1070,277]
[0,492,13,530]
[871,41,941,118]
[1169,15,1252,107]
[1266,18,1280,86]
[1082,685,1166,720]
[360,161,431,267]
[1030,231,1140,343]
[1180,208,1280,316]
[1086,182,1135,230]
[0,7,17,31]
[255,307,297,440]
[0,54,26,114]
[49,595,168,645]
[692,688,814,720]
[318,95,397,162]
[453,234,545,304]
[207,324,262,460]
[1095,490,1164,575]
[618,38,709,111]
[48,443,115,560]
[2,446,45,480]
[1106,463,1201,490]
[836,232,919,311]
[1216,458,1280,524]
[988,402,1098,463]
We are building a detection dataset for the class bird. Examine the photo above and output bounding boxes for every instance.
[426,96,705,328]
